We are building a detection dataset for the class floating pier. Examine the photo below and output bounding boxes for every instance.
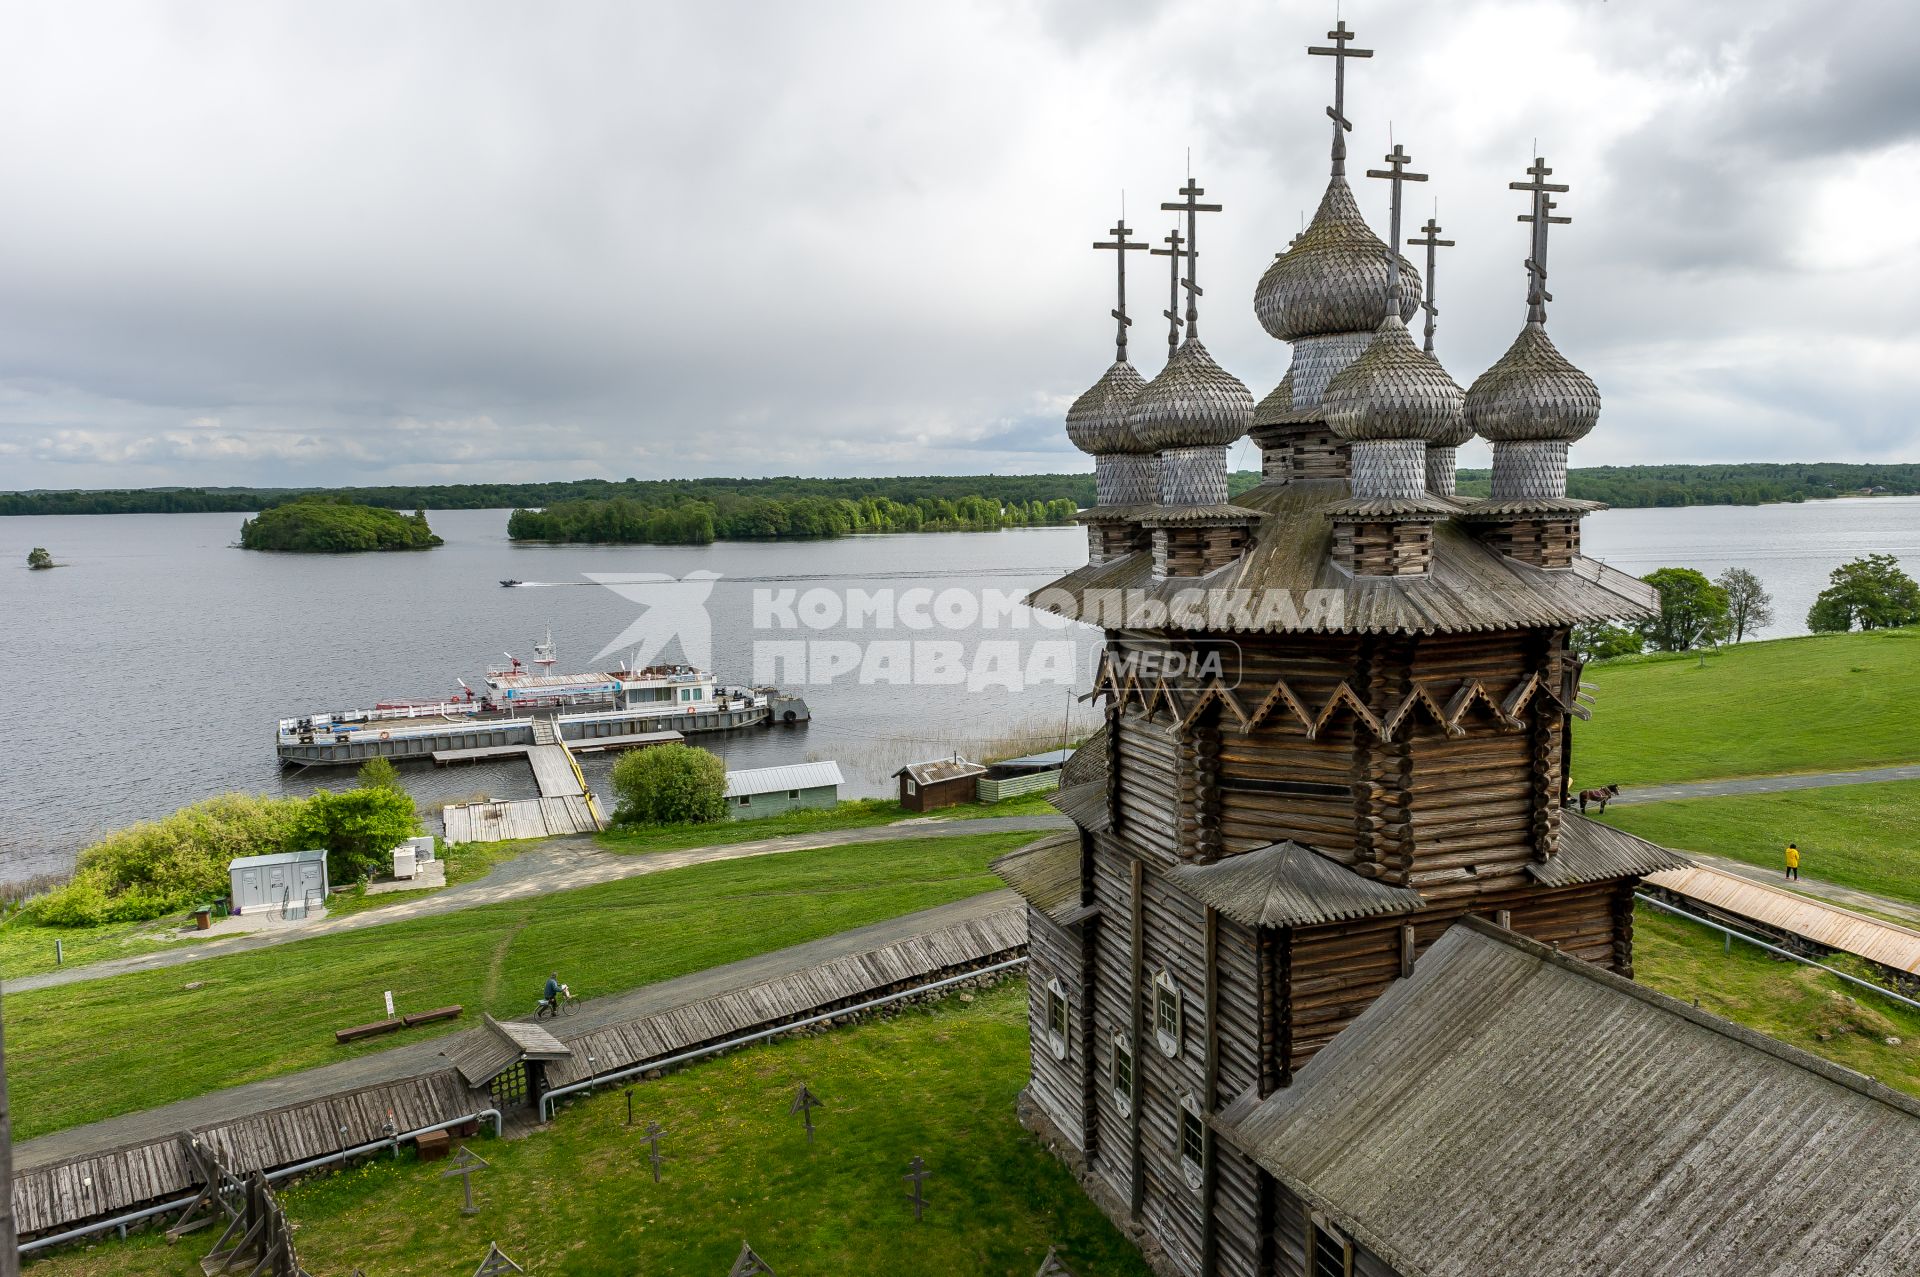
[440,724,607,843]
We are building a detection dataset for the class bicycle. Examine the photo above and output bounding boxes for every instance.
[535,983,579,1019]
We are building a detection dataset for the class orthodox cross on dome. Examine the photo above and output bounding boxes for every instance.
[1364,143,1427,308]
[1148,224,1189,356]
[1160,180,1222,339]
[1308,20,1373,176]
[1093,218,1148,363]
[1510,155,1571,323]
[1406,215,1455,354]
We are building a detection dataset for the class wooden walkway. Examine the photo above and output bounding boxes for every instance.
[440,725,604,843]
[9,891,1025,1240]
[1648,864,1920,976]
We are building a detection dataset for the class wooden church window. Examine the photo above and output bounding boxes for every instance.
[1152,969,1183,1057]
[1045,978,1070,1060]
[1111,1034,1134,1116]
[1178,1092,1205,1190]
[1307,1213,1355,1277]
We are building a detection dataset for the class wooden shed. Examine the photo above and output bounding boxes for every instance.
[893,758,988,812]
[723,761,844,819]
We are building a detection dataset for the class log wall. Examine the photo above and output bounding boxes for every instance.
[1087,837,1137,1208]
[1285,880,1621,1066]
[1272,1180,1404,1277]
[1024,908,1087,1151]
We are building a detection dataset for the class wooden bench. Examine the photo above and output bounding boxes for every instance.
[334,1017,404,1044]
[402,1005,463,1027]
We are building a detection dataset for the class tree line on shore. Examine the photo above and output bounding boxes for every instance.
[506,493,1080,544]
[9,461,1918,517]
[1574,554,1920,660]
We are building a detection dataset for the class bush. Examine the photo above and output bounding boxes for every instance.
[357,757,402,791]
[291,786,421,884]
[28,794,308,926]
[611,744,728,826]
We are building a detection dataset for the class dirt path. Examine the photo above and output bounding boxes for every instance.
[4,815,1067,995]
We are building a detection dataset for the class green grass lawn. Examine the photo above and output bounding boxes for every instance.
[1633,906,1920,1098]
[24,981,1150,1277]
[1603,780,1920,904]
[0,912,212,982]
[594,792,1061,855]
[1575,626,1920,787]
[4,831,1034,1141]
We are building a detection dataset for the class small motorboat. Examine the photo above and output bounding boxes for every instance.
[499,579,522,588]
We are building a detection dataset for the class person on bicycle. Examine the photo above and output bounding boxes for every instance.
[542,970,562,1014]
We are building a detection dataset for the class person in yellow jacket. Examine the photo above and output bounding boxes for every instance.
[1785,843,1800,881]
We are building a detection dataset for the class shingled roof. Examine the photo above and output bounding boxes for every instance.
[1533,813,1690,888]
[1214,918,1920,1277]
[1168,841,1425,929]
[441,1014,572,1088]
[990,834,1083,925]
[1030,478,1655,635]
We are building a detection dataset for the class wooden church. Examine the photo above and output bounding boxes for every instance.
[995,19,1920,1277]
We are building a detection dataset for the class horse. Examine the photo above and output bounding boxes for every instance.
[1577,783,1621,814]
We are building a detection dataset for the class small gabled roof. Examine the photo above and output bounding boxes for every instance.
[441,1014,572,1088]
[892,758,987,785]
[1167,841,1425,929]
[723,761,844,797]
[1531,812,1690,888]
[990,834,1083,924]
[1047,780,1112,833]
[1213,919,1920,1277]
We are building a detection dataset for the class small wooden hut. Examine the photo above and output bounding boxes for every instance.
[893,758,987,812]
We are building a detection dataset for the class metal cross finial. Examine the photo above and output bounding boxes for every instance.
[1406,216,1455,355]
[1308,20,1373,176]
[1510,156,1571,323]
[1160,180,1222,340]
[1148,224,1189,357]
[1364,143,1427,313]
[1093,218,1148,364]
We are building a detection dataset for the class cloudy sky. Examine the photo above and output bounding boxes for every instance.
[1,0,1915,491]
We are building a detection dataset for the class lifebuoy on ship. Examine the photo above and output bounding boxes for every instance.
[380,731,391,740]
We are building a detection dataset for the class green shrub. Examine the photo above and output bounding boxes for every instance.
[611,744,728,826]
[290,786,421,884]
[356,756,402,791]
[28,794,308,926]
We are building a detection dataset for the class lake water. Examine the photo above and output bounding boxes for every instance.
[3,495,1916,883]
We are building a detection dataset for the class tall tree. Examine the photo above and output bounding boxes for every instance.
[1806,554,1920,633]
[1638,568,1732,652]
[1715,568,1774,642]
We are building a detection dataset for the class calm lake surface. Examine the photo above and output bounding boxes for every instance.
[3,496,1915,882]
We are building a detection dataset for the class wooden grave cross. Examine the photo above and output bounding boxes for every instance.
[728,1240,778,1276]
[903,1154,929,1221]
[473,1241,525,1276]
[644,1120,667,1183]
[789,1082,823,1146]
[442,1145,491,1216]
[1036,1246,1078,1277]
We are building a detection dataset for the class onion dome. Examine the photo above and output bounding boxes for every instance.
[1065,361,1150,455]
[1464,322,1600,443]
[1253,366,1295,428]
[1127,337,1255,452]
[1254,180,1421,343]
[1321,315,1465,443]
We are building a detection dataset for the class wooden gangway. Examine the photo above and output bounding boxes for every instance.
[1647,863,1920,976]
[437,719,605,843]
[9,893,1025,1242]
